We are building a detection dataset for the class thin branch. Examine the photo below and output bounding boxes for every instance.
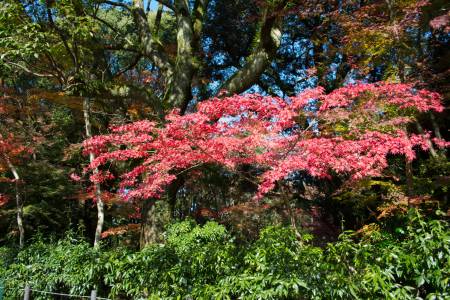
[103,43,140,53]
[113,54,142,77]
[153,2,164,35]
[3,61,55,78]
[155,0,175,11]
[91,14,122,33]
[102,0,132,11]
[176,163,204,176]
[43,52,66,84]
[46,6,78,67]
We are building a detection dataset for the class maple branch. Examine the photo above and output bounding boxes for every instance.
[280,122,314,159]
[175,162,205,176]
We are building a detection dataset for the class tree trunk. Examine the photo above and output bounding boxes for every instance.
[140,199,171,248]
[405,159,414,206]
[164,0,195,113]
[415,121,437,157]
[83,98,104,247]
[4,156,24,248]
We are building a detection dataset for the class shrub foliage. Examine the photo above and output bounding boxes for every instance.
[1,210,449,300]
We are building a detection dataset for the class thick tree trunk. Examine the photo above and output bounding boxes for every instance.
[83,98,104,247]
[139,199,171,248]
[5,156,24,248]
[163,0,195,113]
[132,0,174,84]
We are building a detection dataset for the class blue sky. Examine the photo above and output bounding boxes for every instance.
[144,0,159,10]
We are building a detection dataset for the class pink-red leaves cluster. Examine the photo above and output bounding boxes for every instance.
[0,133,30,161]
[0,194,8,207]
[83,82,445,201]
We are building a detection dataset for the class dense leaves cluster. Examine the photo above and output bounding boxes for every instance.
[1,210,449,299]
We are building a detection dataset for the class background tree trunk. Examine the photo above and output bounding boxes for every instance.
[4,156,24,248]
[83,98,104,247]
[140,199,171,248]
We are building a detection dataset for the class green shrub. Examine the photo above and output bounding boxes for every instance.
[319,210,450,299]
[104,220,236,299]
[1,210,448,300]
[3,236,103,299]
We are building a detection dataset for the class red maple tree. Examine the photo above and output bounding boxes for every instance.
[83,82,446,202]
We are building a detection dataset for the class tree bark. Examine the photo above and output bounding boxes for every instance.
[405,159,414,208]
[4,156,24,249]
[218,2,286,96]
[140,199,171,248]
[415,121,437,158]
[83,98,104,247]
[132,0,174,82]
[136,0,286,246]
[163,0,195,113]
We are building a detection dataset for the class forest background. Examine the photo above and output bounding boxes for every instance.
[0,0,449,298]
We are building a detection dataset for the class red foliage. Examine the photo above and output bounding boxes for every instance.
[0,194,9,207]
[101,223,140,239]
[0,133,30,160]
[430,13,450,32]
[0,99,32,168]
[83,82,446,201]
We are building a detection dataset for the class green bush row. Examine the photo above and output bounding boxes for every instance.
[1,210,449,300]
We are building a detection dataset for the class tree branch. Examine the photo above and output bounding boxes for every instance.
[217,1,287,96]
[91,14,121,33]
[3,61,55,78]
[154,0,175,11]
[192,0,209,52]
[153,2,164,35]
[113,54,142,77]
[131,0,174,79]
[46,4,78,67]
[102,0,132,11]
